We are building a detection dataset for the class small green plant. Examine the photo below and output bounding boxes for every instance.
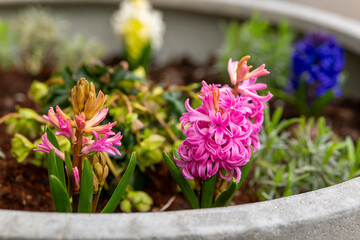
[217,14,295,89]
[56,34,106,72]
[15,7,65,75]
[253,107,358,200]
[120,188,153,212]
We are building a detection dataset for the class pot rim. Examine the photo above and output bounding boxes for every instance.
[1,0,360,54]
[1,177,360,239]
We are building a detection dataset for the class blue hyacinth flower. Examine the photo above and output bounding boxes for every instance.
[289,31,345,102]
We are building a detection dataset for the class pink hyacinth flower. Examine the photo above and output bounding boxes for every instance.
[175,57,272,183]
[34,133,65,160]
[43,106,76,141]
[228,57,270,85]
[175,82,255,182]
[81,131,122,156]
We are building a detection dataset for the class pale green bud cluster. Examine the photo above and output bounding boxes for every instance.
[91,152,110,192]
[120,189,153,212]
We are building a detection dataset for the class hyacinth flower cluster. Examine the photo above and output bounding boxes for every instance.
[288,31,345,114]
[34,78,136,213]
[164,56,272,209]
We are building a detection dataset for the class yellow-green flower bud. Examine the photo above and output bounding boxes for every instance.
[93,172,99,192]
[101,165,109,185]
[99,152,108,166]
[94,162,103,180]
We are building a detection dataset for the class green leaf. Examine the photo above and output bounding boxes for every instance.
[45,128,66,187]
[47,149,58,179]
[270,107,283,131]
[101,152,137,213]
[78,158,93,213]
[49,175,71,212]
[162,152,199,209]
[310,90,334,115]
[55,157,66,188]
[45,127,60,149]
[200,175,216,208]
[11,133,34,163]
[212,180,237,208]
[237,147,254,188]
[61,67,75,88]
[64,151,74,193]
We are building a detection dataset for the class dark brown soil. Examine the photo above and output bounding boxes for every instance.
[0,57,359,212]
[0,68,53,211]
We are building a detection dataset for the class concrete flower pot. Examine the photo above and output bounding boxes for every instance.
[1,0,360,239]
[1,178,360,239]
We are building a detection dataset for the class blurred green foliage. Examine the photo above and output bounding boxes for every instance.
[56,34,106,72]
[0,7,106,75]
[15,7,64,75]
[120,187,153,212]
[253,107,360,200]
[0,17,18,70]
[217,14,295,89]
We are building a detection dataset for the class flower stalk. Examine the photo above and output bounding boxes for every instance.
[34,77,136,213]
[166,56,272,208]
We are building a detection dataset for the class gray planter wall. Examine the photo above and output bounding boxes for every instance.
[1,177,360,239]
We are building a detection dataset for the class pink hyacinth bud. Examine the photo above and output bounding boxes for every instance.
[34,133,65,160]
[73,167,80,185]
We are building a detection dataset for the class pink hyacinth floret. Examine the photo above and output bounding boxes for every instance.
[81,131,122,156]
[34,133,65,160]
[36,105,122,158]
[175,57,272,182]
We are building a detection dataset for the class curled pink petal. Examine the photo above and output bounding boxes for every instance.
[34,133,65,160]
[81,131,122,156]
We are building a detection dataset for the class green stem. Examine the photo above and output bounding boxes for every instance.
[73,130,83,181]
[200,175,216,208]
[92,192,99,213]
[72,129,83,211]
[72,194,79,212]
[214,175,227,200]
[93,187,103,213]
